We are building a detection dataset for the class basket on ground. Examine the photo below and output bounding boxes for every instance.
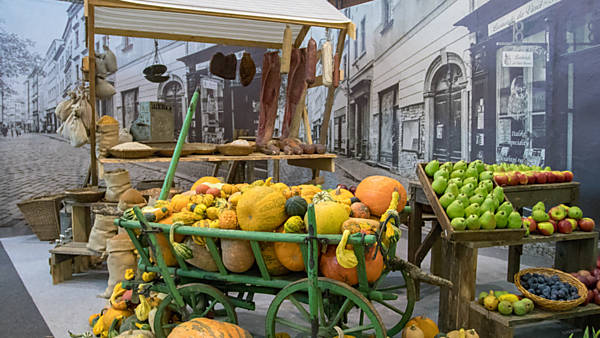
[17,194,64,241]
[514,267,587,311]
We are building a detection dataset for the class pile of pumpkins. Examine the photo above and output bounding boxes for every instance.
[130,175,407,286]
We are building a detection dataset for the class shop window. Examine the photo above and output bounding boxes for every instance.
[121,88,139,128]
[360,18,366,53]
[496,45,547,165]
[382,0,393,28]
[566,12,600,53]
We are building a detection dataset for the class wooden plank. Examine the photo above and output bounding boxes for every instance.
[555,235,597,272]
[50,242,101,256]
[71,205,91,242]
[302,107,313,144]
[409,181,429,205]
[211,162,221,177]
[294,25,310,48]
[464,231,598,249]
[417,162,525,242]
[273,160,280,182]
[226,161,239,183]
[287,158,335,172]
[245,161,255,183]
[407,199,423,299]
[415,223,442,265]
[99,152,336,164]
[430,224,442,277]
[503,182,580,210]
[469,301,600,328]
[507,245,523,282]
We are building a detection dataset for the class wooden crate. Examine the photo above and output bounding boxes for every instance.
[416,163,525,242]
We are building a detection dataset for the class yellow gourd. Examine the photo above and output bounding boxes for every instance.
[170,194,191,212]
[135,295,151,321]
[304,201,350,234]
[402,324,425,338]
[218,209,238,229]
[237,186,287,232]
[405,316,440,338]
[284,216,305,233]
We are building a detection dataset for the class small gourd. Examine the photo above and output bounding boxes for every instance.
[285,195,308,217]
[284,216,305,233]
[218,209,238,229]
[406,316,440,338]
[402,324,425,338]
[312,191,335,205]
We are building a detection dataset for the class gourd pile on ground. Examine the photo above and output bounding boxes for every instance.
[424,160,526,233]
[477,290,535,316]
[524,202,595,236]
[400,316,479,338]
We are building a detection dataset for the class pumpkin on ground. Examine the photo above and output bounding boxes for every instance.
[304,201,350,234]
[221,239,255,273]
[260,241,290,276]
[355,176,407,216]
[237,186,287,231]
[350,202,371,219]
[167,317,252,338]
[402,324,425,338]
[274,227,305,272]
[285,195,308,217]
[406,316,440,338]
[319,245,383,285]
[190,176,221,191]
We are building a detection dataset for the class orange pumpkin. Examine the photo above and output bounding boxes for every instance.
[190,176,221,191]
[405,316,439,338]
[151,232,178,266]
[319,245,383,285]
[159,215,184,242]
[350,202,371,219]
[355,176,407,216]
[274,227,305,272]
[167,317,252,338]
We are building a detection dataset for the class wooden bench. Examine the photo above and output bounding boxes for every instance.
[469,301,600,338]
[49,241,101,284]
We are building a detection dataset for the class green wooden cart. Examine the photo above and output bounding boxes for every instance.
[118,205,416,338]
[114,89,422,337]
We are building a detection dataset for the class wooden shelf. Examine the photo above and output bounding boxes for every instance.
[50,241,100,256]
[99,152,336,164]
[464,231,598,249]
[470,301,600,337]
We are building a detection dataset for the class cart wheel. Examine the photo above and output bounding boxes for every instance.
[153,283,237,338]
[371,268,416,337]
[266,277,386,338]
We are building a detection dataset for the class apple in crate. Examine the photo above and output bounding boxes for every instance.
[578,218,595,232]
[537,222,555,236]
[534,171,547,184]
[494,173,508,186]
[546,171,557,183]
[562,171,574,182]
[557,219,573,234]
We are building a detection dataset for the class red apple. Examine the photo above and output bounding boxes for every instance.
[553,171,565,183]
[206,187,221,197]
[534,171,547,184]
[587,275,598,289]
[508,172,520,186]
[524,217,537,234]
[579,274,590,286]
[195,183,210,194]
[584,289,594,305]
[548,219,558,232]
[579,270,592,277]
[538,222,555,236]
[557,219,573,234]
[494,173,508,186]
[564,218,578,231]
[563,171,574,182]
[546,171,557,183]
[525,172,536,184]
[517,171,528,185]
[578,218,595,232]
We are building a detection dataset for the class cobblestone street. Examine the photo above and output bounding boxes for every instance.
[1,133,360,238]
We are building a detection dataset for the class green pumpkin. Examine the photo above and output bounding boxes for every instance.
[285,196,308,217]
[312,191,335,205]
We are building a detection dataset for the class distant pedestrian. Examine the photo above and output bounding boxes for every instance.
[10,127,14,137]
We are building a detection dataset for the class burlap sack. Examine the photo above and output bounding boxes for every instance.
[95,53,108,78]
[65,112,88,147]
[75,96,94,132]
[104,169,131,202]
[96,78,116,99]
[87,214,118,253]
[55,98,74,122]
[101,234,136,298]
[103,45,118,73]
[118,128,133,144]
[97,123,119,157]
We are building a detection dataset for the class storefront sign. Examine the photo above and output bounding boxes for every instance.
[488,0,561,37]
[502,51,534,67]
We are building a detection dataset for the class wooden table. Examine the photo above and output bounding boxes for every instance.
[502,182,580,211]
[438,231,598,332]
[100,152,337,183]
[469,302,600,338]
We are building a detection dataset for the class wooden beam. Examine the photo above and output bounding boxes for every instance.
[319,29,347,145]
[87,1,98,186]
[90,0,350,30]
[294,25,310,48]
[94,27,283,49]
[287,158,335,172]
[303,107,313,144]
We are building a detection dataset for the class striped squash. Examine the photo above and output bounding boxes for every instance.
[167,318,252,337]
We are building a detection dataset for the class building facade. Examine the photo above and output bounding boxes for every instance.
[39,39,65,133]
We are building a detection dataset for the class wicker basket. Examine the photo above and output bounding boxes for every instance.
[515,267,587,311]
[216,144,253,156]
[17,194,64,241]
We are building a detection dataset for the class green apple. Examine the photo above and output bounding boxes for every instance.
[495,210,509,228]
[451,217,466,231]
[465,203,481,217]
[424,160,440,177]
[439,192,456,209]
[532,209,550,222]
[465,214,481,230]
[567,206,583,220]
[480,211,496,230]
[446,200,465,219]
[498,201,514,215]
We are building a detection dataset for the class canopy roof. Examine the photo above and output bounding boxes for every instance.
[90,0,355,48]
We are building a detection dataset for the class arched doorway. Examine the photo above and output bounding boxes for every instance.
[431,63,464,161]
[161,80,184,138]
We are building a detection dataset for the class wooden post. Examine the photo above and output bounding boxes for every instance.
[71,205,91,242]
[507,245,523,282]
[86,0,98,186]
[273,160,280,182]
[408,198,423,299]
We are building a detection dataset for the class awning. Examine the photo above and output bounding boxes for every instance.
[91,0,355,48]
